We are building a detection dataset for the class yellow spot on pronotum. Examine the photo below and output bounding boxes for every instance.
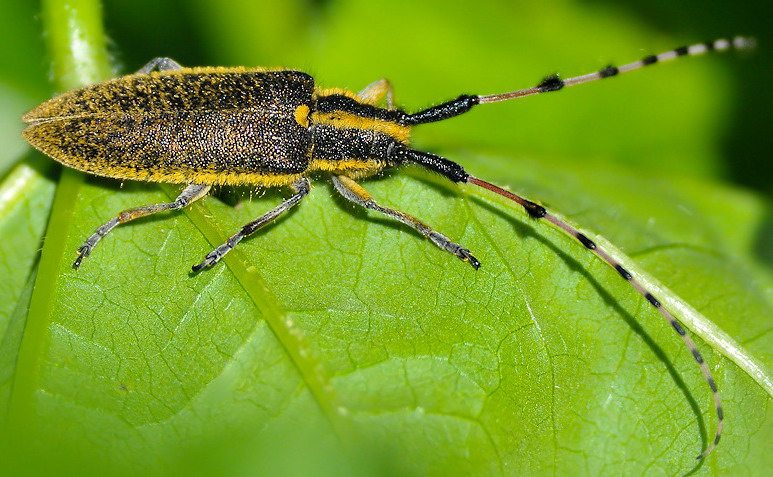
[294,104,310,128]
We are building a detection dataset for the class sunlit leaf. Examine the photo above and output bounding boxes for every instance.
[2,0,771,476]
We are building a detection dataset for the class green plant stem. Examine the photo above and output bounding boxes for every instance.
[41,0,112,91]
[7,0,112,436]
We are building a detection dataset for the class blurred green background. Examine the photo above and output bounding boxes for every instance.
[1,0,772,476]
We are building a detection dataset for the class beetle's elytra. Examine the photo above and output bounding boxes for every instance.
[22,38,754,459]
[25,68,318,187]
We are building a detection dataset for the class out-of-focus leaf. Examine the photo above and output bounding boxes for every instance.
[0,159,56,325]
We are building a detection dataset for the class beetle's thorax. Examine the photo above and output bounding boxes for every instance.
[308,92,412,179]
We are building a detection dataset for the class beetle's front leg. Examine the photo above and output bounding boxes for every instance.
[358,78,395,109]
[332,175,480,269]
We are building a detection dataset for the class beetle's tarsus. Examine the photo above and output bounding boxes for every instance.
[459,249,481,269]
[192,256,216,273]
[73,244,93,269]
[191,261,208,273]
[192,246,228,272]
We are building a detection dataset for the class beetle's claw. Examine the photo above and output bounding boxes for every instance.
[459,248,481,270]
[73,245,92,269]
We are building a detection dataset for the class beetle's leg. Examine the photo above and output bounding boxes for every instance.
[192,177,311,272]
[74,184,210,268]
[357,79,394,109]
[136,57,183,74]
[332,175,479,269]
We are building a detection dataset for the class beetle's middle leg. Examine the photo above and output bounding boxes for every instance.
[192,177,311,272]
[137,57,183,74]
[331,175,480,269]
[358,79,394,109]
[74,183,211,268]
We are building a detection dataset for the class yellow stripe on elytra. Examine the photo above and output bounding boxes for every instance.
[147,66,289,76]
[312,111,411,145]
[55,157,304,187]
[157,171,303,187]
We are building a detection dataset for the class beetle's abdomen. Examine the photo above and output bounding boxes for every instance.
[23,69,315,186]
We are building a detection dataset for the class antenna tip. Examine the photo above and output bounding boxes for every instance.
[733,36,757,50]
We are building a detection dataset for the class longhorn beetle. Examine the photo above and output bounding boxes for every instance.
[22,36,753,459]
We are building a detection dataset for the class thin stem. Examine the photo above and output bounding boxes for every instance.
[8,0,113,438]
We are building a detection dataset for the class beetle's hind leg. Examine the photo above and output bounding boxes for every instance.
[137,57,183,74]
[192,177,311,272]
[332,175,479,269]
[74,183,211,269]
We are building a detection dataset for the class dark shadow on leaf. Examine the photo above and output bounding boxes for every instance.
[209,185,243,207]
[403,165,466,198]
[753,208,773,271]
[469,194,708,471]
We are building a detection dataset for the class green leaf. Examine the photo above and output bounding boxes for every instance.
[2,0,772,476]
[0,158,56,326]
